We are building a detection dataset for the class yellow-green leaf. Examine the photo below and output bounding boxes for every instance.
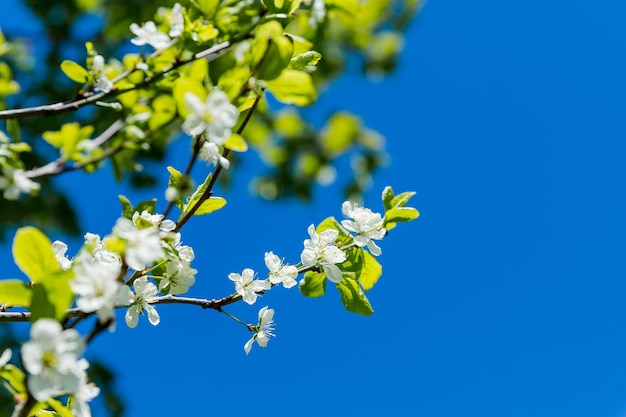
[12,227,60,283]
[337,277,373,316]
[300,271,326,297]
[194,196,227,215]
[173,77,207,118]
[0,280,32,307]
[224,133,248,152]
[30,270,74,322]
[60,60,89,83]
[267,70,317,106]
[359,251,382,291]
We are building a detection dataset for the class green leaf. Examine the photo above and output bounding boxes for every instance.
[30,270,74,322]
[45,397,74,417]
[267,70,317,106]
[390,191,416,209]
[194,196,227,215]
[321,112,360,156]
[182,172,212,218]
[0,279,32,307]
[118,194,134,219]
[60,60,89,83]
[382,186,394,210]
[0,364,26,393]
[299,271,326,297]
[173,77,206,118]
[336,277,373,316]
[359,251,382,291]
[149,95,177,130]
[12,227,60,283]
[289,51,322,70]
[385,207,420,223]
[194,0,220,18]
[325,0,361,15]
[224,133,248,152]
[257,36,294,81]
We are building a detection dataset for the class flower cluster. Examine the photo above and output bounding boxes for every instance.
[300,224,346,283]
[182,90,239,146]
[341,201,386,256]
[0,167,39,200]
[129,2,183,50]
[70,233,132,325]
[21,319,99,416]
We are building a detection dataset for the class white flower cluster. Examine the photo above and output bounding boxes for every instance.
[70,233,132,325]
[91,55,113,93]
[21,319,99,417]
[129,3,183,50]
[56,210,197,330]
[301,224,347,283]
[341,201,386,256]
[182,89,239,170]
[0,167,39,200]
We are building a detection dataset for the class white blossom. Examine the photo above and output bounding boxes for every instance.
[71,249,132,324]
[72,365,100,417]
[265,251,298,288]
[132,210,176,232]
[244,306,275,355]
[130,21,171,49]
[310,0,326,26]
[52,240,72,270]
[300,224,346,283]
[21,319,85,401]
[92,55,112,93]
[112,217,164,271]
[125,277,160,328]
[0,348,11,367]
[168,3,184,37]
[228,268,271,305]
[0,167,40,200]
[181,90,239,145]
[198,141,230,169]
[341,201,386,256]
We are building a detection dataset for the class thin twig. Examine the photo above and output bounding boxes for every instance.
[174,93,263,232]
[24,118,125,179]
[0,293,241,323]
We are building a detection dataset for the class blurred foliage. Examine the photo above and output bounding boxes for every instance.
[0,0,421,240]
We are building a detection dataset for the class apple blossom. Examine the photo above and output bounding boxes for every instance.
[198,141,230,169]
[130,21,171,49]
[228,268,271,305]
[265,251,298,288]
[72,364,100,417]
[341,201,386,256]
[0,348,11,367]
[71,250,132,323]
[181,90,239,145]
[125,277,160,328]
[92,55,112,93]
[300,224,347,283]
[0,167,40,200]
[112,216,164,271]
[244,306,275,355]
[52,240,72,270]
[21,319,85,401]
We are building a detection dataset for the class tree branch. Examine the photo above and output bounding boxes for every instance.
[0,41,232,120]
[0,293,242,323]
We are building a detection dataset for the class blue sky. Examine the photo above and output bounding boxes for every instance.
[4,0,626,416]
